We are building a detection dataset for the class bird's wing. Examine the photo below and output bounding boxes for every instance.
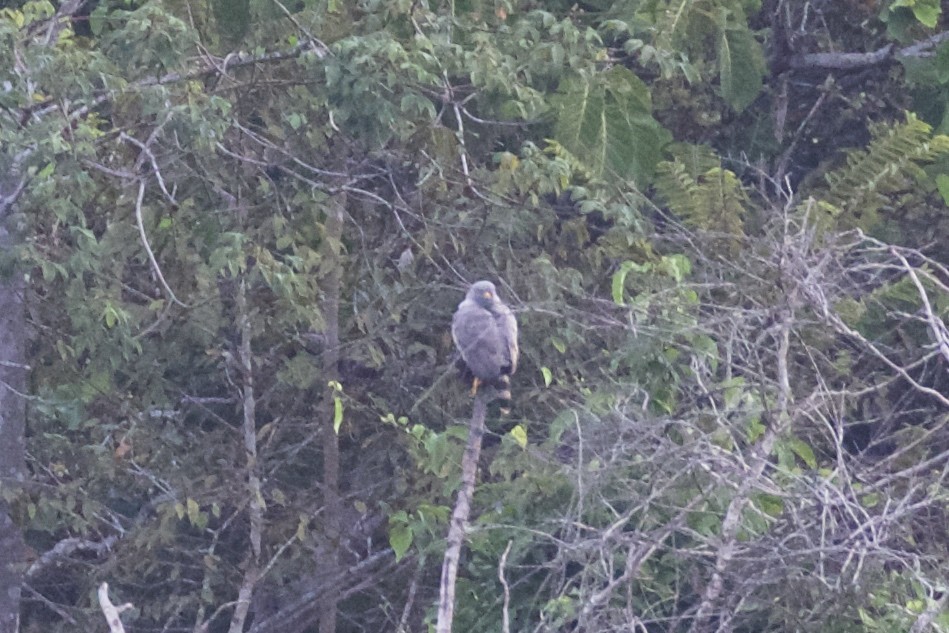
[495,303,518,375]
[452,299,503,380]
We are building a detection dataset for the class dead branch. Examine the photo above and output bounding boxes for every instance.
[436,392,489,633]
[133,180,189,308]
[499,541,513,633]
[789,31,949,71]
[25,536,117,579]
[318,193,346,633]
[889,247,949,365]
[97,583,133,633]
[226,253,264,633]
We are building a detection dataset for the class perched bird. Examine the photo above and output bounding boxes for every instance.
[451,281,519,405]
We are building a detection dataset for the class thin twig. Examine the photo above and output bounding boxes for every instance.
[133,180,188,308]
[396,558,424,633]
[121,131,177,205]
[890,247,949,365]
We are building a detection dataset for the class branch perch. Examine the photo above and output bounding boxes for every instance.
[435,392,489,633]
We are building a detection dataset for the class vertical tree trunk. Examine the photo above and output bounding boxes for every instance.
[227,276,263,633]
[318,194,345,633]
[0,212,27,633]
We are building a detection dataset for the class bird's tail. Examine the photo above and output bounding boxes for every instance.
[495,375,513,415]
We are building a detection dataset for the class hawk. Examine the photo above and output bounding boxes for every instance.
[452,280,519,401]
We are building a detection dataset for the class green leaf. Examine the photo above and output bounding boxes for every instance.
[718,22,766,112]
[754,493,784,517]
[891,0,941,27]
[388,521,412,562]
[400,94,436,118]
[936,173,949,205]
[551,337,567,354]
[3,9,25,29]
[721,377,745,409]
[553,67,671,184]
[612,261,632,305]
[186,498,200,525]
[746,417,765,442]
[612,260,649,305]
[333,396,343,434]
[509,425,528,449]
[541,366,553,387]
[689,511,721,536]
[659,254,692,282]
[788,438,817,469]
[296,514,308,541]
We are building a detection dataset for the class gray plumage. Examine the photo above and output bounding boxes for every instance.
[452,280,518,388]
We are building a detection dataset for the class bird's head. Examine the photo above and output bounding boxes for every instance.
[467,280,499,307]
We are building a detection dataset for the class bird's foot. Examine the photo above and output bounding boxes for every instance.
[470,377,480,397]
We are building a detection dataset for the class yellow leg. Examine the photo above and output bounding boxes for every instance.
[470,376,481,397]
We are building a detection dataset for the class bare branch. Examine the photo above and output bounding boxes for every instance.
[226,248,264,633]
[121,131,177,205]
[436,392,489,633]
[25,536,117,579]
[97,583,133,633]
[0,175,27,219]
[889,247,949,365]
[133,180,189,308]
[499,541,513,633]
[789,31,949,71]
[790,45,895,70]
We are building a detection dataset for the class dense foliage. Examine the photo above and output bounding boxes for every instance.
[1,0,948,632]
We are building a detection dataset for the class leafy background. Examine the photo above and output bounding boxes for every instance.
[1,0,948,632]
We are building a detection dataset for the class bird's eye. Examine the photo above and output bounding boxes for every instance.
[483,291,493,299]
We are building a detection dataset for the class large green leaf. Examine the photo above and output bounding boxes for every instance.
[553,66,671,184]
[890,0,941,28]
[718,22,765,112]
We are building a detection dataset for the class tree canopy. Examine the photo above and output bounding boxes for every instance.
[1,0,948,632]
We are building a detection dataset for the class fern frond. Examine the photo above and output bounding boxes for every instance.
[822,113,949,227]
[654,155,747,242]
[545,139,597,184]
[703,167,747,238]
[655,159,703,218]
